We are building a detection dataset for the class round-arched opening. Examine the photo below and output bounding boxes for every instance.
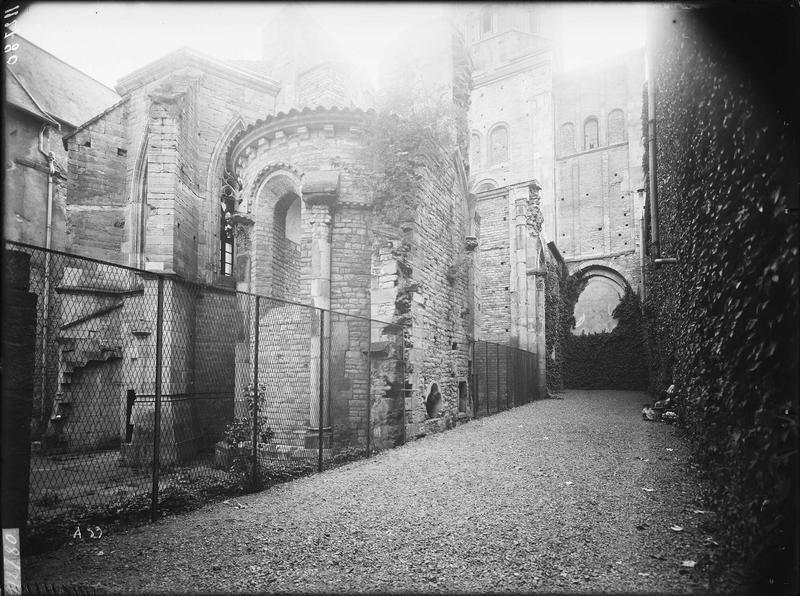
[425,383,442,419]
[272,192,302,301]
[571,266,629,335]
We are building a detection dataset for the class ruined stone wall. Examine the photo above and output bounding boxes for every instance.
[405,145,471,438]
[474,190,512,342]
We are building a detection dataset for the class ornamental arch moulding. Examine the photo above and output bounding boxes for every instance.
[247,168,305,298]
[472,178,498,193]
[570,263,631,335]
[209,117,246,280]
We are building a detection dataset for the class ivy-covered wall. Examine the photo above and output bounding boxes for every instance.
[643,5,799,591]
[562,281,648,391]
[544,246,566,394]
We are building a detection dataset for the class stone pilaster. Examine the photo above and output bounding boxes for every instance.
[302,171,339,440]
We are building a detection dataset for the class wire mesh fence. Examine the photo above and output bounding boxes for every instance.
[2,242,406,551]
[3,241,539,552]
[471,340,538,418]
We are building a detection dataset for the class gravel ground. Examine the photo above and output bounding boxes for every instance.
[22,389,745,594]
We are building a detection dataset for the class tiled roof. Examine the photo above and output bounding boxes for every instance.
[6,36,121,128]
[5,68,58,125]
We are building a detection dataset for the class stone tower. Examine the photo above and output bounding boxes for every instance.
[458,3,646,335]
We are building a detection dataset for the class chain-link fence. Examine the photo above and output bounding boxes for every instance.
[471,340,538,418]
[2,242,405,552]
[3,241,541,553]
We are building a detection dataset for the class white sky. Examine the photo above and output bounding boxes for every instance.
[15,2,646,91]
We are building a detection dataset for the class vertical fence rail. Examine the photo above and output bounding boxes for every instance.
[150,276,164,522]
[317,309,325,473]
[251,295,261,491]
[484,342,489,417]
[495,342,500,413]
[366,321,372,458]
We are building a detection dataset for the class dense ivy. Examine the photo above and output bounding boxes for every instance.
[562,286,648,390]
[643,6,799,591]
[544,255,565,393]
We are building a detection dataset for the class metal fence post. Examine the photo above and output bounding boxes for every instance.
[366,322,372,458]
[150,276,164,522]
[251,295,260,491]
[484,342,489,417]
[317,309,325,473]
[495,342,500,413]
[506,346,510,410]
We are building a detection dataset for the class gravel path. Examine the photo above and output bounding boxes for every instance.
[22,390,743,594]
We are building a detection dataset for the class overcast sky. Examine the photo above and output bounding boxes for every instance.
[15,2,647,91]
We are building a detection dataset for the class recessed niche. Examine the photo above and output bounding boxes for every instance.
[425,383,442,419]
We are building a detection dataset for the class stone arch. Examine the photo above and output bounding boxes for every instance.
[607,109,625,144]
[271,192,302,300]
[570,264,630,335]
[583,116,599,150]
[472,178,498,193]
[250,169,305,298]
[488,122,509,165]
[206,117,245,280]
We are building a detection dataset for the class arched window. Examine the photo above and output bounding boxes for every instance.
[469,132,481,169]
[273,193,302,299]
[584,117,599,150]
[488,125,509,165]
[607,109,625,144]
[558,122,575,155]
[475,180,498,193]
[220,169,239,277]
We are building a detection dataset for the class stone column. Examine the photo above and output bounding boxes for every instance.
[523,182,547,396]
[302,171,340,444]
[510,187,530,349]
[230,213,255,419]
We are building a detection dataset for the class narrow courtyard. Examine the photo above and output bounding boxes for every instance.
[22,390,742,594]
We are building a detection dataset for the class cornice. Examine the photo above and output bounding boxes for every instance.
[229,106,374,173]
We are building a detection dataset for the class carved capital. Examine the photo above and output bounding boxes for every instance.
[465,236,479,252]
[525,183,544,236]
[302,170,340,207]
[231,213,255,252]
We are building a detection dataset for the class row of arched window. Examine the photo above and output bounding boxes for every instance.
[470,123,509,169]
[558,109,626,156]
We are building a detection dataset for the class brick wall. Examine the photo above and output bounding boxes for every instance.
[474,191,512,342]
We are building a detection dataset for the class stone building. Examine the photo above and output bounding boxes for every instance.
[4,35,120,251]
[15,6,519,459]
[458,4,646,336]
[6,4,645,458]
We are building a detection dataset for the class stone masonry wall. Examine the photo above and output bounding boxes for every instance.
[474,190,512,343]
[553,49,645,290]
[66,103,128,262]
[68,63,275,280]
[405,143,471,438]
